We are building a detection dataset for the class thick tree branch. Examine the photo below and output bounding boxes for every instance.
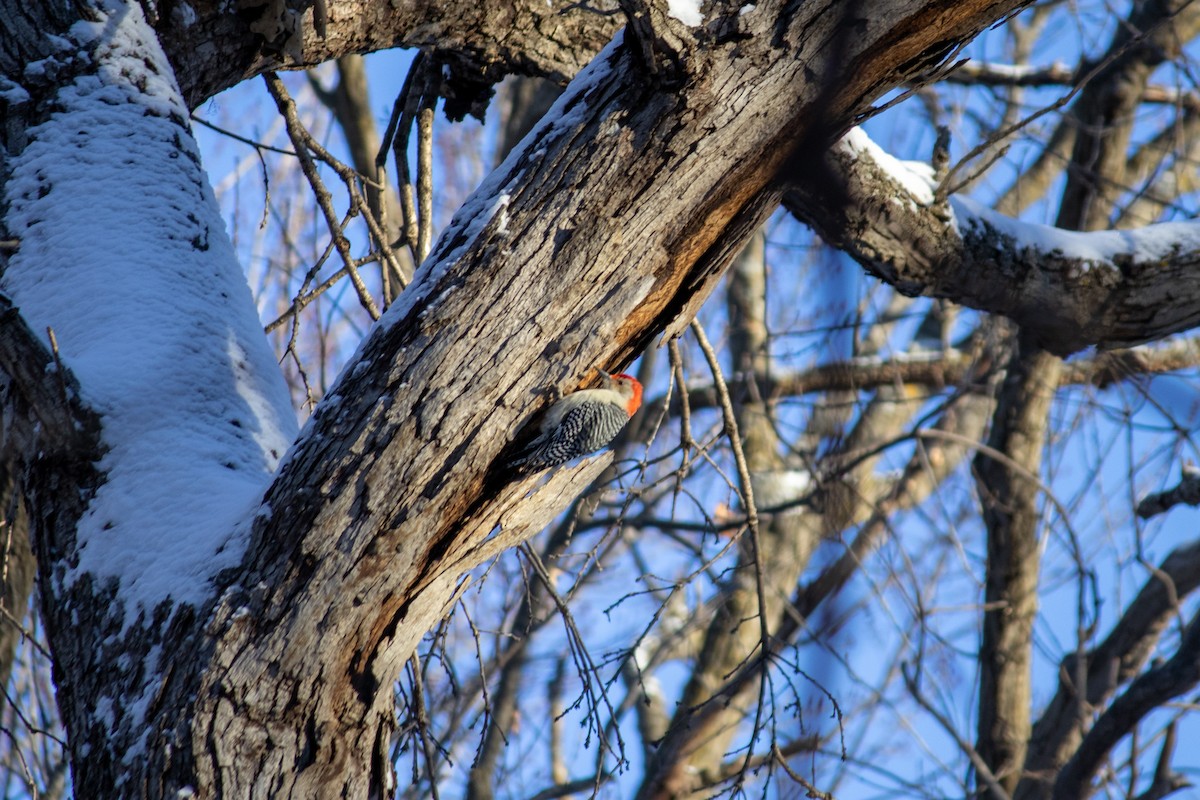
[149,0,622,109]
[1017,541,1200,800]
[973,339,1060,793]
[1052,613,1200,800]
[171,1,1038,794]
[785,131,1200,355]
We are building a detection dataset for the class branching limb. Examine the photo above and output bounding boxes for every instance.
[1052,613,1200,800]
[263,73,382,321]
[1018,541,1200,799]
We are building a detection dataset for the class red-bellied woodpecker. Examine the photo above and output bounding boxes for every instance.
[508,369,643,473]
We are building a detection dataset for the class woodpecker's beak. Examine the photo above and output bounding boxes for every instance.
[596,367,613,381]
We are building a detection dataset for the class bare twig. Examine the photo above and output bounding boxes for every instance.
[407,654,443,800]
[772,743,836,800]
[902,663,1011,800]
[689,318,772,784]
[262,73,381,321]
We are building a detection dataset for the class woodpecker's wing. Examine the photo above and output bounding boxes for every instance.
[508,402,630,473]
[555,401,629,455]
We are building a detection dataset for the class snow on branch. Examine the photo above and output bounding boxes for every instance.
[786,127,1200,355]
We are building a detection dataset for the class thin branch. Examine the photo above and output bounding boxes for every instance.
[262,73,381,321]
[189,114,297,156]
[640,338,1200,425]
[408,654,443,800]
[524,773,611,800]
[1053,614,1200,800]
[772,743,836,800]
[393,53,429,265]
[902,663,1011,800]
[689,318,773,786]
[417,102,434,264]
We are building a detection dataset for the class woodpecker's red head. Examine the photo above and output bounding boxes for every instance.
[599,369,643,417]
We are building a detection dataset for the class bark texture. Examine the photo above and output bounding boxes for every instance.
[154,0,621,110]
[973,341,1060,793]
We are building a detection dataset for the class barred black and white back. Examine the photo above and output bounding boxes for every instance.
[507,370,643,474]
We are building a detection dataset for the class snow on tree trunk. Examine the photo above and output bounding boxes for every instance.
[2,0,295,793]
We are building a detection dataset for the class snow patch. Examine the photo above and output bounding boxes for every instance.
[2,2,297,626]
[952,196,1200,269]
[838,128,1200,275]
[750,469,811,513]
[668,0,704,25]
[493,192,511,236]
[0,77,29,104]
[172,3,197,27]
[838,127,937,205]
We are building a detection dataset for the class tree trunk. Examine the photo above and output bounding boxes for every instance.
[974,340,1060,793]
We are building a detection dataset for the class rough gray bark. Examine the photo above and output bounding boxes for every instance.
[155,0,620,110]
[464,74,570,800]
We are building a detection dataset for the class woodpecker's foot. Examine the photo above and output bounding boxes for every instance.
[546,385,563,404]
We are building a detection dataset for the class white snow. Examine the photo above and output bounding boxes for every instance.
[750,469,811,513]
[838,127,937,205]
[952,195,1200,269]
[2,1,297,626]
[0,77,29,104]
[838,127,1200,271]
[668,0,704,25]
[171,2,197,27]
[493,192,511,236]
[23,58,52,79]
[966,61,1068,79]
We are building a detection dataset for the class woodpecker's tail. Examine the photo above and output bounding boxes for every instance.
[501,434,547,475]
